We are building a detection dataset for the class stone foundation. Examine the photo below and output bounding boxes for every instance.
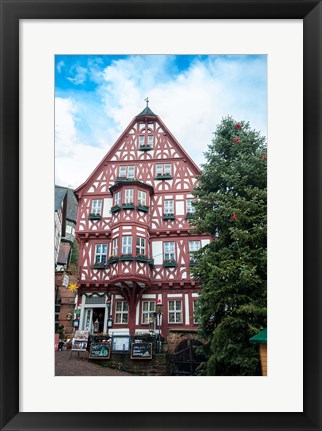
[91,352,169,376]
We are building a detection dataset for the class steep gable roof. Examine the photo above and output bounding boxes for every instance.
[76,106,201,194]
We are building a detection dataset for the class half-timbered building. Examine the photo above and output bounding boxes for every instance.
[75,104,211,345]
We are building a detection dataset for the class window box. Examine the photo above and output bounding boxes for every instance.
[189,260,198,267]
[148,259,154,267]
[119,254,134,261]
[108,256,119,264]
[139,145,152,151]
[89,213,101,220]
[155,174,172,180]
[122,203,135,210]
[137,205,149,212]
[136,255,149,263]
[116,177,135,183]
[111,205,121,214]
[185,213,196,219]
[163,260,177,267]
[92,262,107,269]
[163,214,175,220]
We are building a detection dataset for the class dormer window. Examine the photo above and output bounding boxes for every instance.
[139,133,153,151]
[147,135,154,146]
[119,165,135,179]
[139,135,145,146]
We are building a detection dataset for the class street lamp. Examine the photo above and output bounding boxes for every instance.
[156,299,163,353]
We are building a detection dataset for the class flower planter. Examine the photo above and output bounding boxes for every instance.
[92,263,107,269]
[163,215,175,220]
[137,205,149,212]
[108,257,119,264]
[111,205,121,213]
[136,255,149,263]
[139,145,152,151]
[163,261,177,267]
[155,174,172,180]
[185,213,196,219]
[122,203,135,210]
[89,214,101,220]
[119,255,134,261]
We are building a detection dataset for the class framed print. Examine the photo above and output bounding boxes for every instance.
[1,0,321,430]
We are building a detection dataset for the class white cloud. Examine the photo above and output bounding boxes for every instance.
[55,55,267,188]
[67,65,88,85]
[56,60,65,73]
[55,97,110,188]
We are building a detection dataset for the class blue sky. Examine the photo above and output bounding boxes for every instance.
[55,54,267,189]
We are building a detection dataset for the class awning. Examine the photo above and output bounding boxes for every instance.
[249,328,267,344]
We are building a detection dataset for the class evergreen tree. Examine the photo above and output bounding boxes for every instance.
[192,116,267,376]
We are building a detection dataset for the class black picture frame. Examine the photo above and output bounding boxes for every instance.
[0,1,321,430]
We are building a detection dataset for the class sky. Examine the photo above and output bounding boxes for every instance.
[55,54,267,189]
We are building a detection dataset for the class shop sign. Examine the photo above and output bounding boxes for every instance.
[71,330,89,352]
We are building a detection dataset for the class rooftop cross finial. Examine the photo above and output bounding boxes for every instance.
[145,97,149,107]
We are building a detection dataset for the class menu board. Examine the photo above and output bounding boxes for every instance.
[71,330,89,352]
[130,342,152,360]
[112,335,131,352]
[89,342,111,359]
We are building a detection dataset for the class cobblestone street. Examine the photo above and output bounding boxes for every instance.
[55,351,133,376]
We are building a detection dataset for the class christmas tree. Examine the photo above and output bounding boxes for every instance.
[192,117,267,376]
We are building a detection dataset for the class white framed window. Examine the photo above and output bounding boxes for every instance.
[147,135,154,146]
[168,300,182,323]
[156,164,163,176]
[164,242,175,261]
[193,301,200,324]
[139,135,145,146]
[95,244,108,263]
[122,236,132,255]
[164,163,172,175]
[114,191,121,206]
[155,163,172,176]
[115,301,129,324]
[136,237,146,256]
[164,200,174,215]
[119,166,135,178]
[138,190,147,206]
[128,166,135,178]
[112,237,118,256]
[119,166,127,178]
[124,189,133,204]
[142,301,155,324]
[189,240,201,253]
[186,199,196,214]
[91,199,102,215]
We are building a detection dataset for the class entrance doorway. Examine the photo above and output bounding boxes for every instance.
[170,338,205,376]
[93,309,105,333]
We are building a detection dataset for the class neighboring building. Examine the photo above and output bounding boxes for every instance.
[75,105,211,347]
[55,186,79,337]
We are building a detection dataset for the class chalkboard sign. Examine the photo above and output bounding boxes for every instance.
[130,342,152,360]
[89,342,111,359]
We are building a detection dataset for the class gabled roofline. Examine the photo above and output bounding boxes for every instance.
[75,111,201,196]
